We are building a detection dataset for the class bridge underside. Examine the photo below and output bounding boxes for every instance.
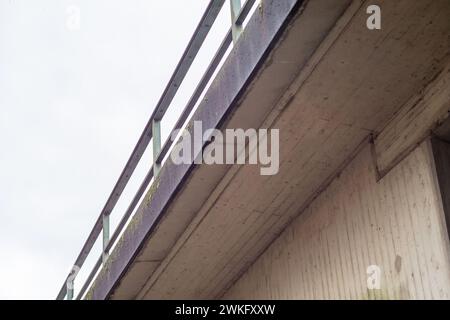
[86,0,450,299]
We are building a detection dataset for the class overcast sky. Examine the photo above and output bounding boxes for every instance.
[0,0,231,299]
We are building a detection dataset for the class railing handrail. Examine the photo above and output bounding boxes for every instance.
[57,0,257,300]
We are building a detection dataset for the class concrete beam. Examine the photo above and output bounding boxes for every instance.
[86,0,307,300]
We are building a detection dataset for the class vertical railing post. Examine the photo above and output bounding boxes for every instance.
[230,0,243,44]
[152,120,162,176]
[66,267,76,300]
[102,214,110,264]
[67,283,74,300]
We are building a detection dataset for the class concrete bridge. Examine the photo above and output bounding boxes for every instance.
[58,0,450,300]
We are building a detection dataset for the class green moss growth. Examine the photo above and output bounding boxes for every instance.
[82,166,165,299]
[360,289,392,300]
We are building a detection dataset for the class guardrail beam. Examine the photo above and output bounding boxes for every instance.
[56,0,262,300]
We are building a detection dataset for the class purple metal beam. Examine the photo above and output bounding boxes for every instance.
[88,0,304,300]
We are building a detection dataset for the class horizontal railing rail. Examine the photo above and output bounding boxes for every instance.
[57,0,258,300]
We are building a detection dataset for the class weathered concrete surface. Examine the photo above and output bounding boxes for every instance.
[87,0,311,300]
[222,140,450,299]
[86,0,450,299]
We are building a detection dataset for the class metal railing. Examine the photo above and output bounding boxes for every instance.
[56,0,257,300]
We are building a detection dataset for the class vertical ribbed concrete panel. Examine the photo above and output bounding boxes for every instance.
[223,141,450,299]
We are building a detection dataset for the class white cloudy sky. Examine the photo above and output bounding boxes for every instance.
[0,0,231,299]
